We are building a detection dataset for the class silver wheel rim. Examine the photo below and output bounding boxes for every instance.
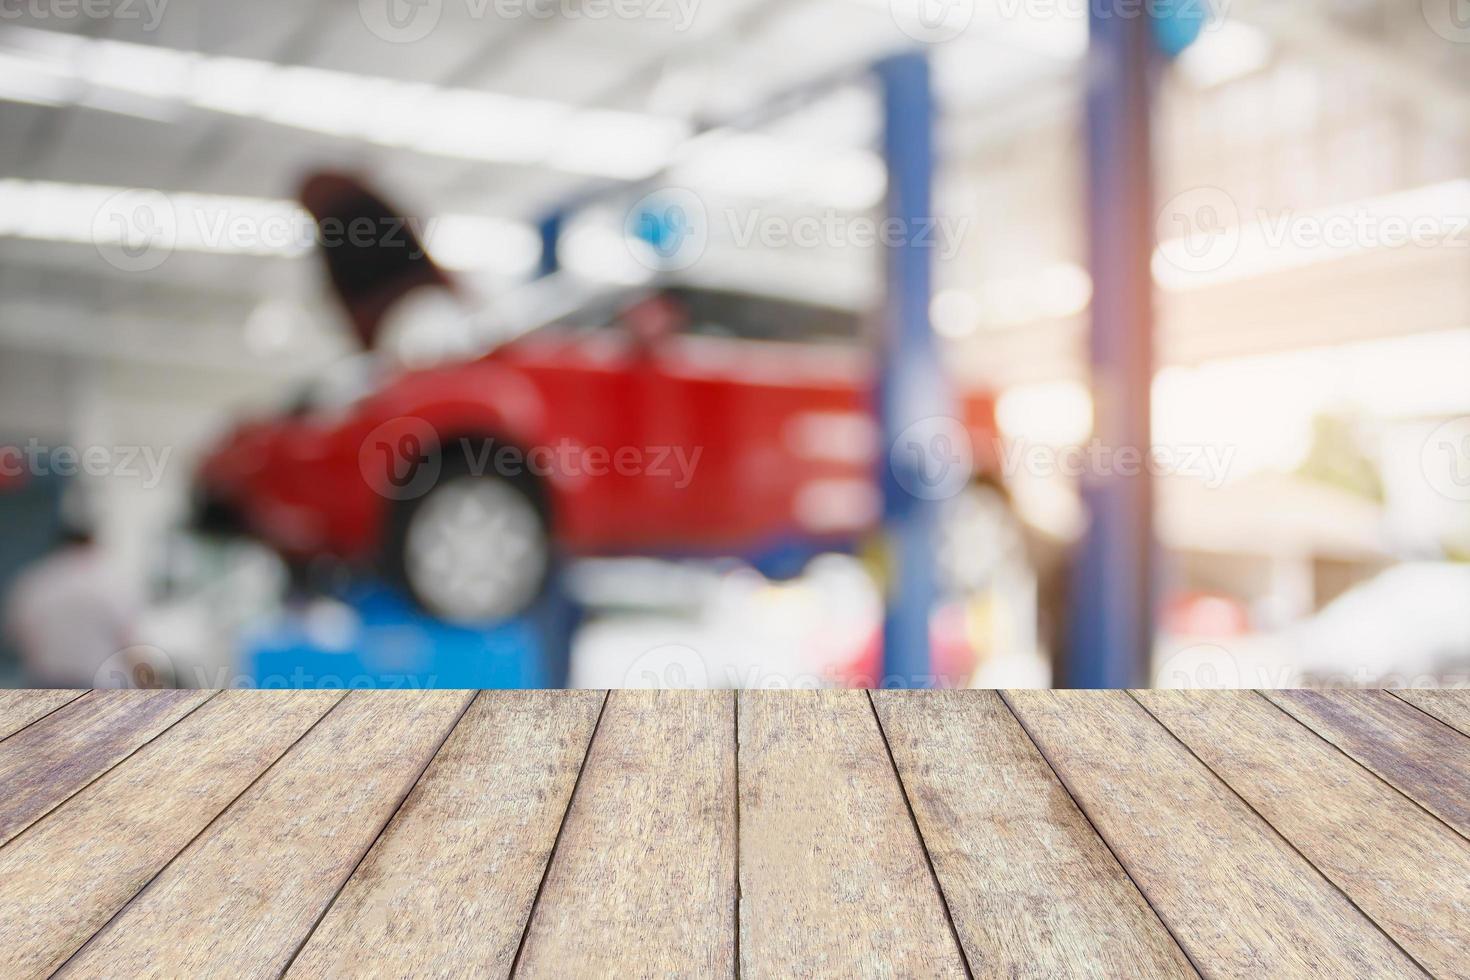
[404,477,547,622]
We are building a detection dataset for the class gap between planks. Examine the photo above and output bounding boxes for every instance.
[994,691,1203,978]
[1127,691,1434,977]
[44,692,351,977]
[277,690,484,975]
[865,691,976,980]
[505,690,611,978]
[1262,690,1470,849]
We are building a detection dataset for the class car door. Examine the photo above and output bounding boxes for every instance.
[638,289,877,553]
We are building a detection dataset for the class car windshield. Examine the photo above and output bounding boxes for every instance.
[533,287,863,347]
[668,288,863,346]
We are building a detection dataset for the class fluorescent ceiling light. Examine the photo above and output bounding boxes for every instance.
[0,25,888,203]
[1153,180,1470,291]
[0,178,538,276]
[0,51,70,106]
[0,25,686,182]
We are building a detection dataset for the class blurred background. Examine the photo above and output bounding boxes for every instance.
[1,0,1468,691]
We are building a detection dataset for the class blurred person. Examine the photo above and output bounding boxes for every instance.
[3,521,141,688]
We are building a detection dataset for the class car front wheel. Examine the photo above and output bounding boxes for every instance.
[389,464,551,624]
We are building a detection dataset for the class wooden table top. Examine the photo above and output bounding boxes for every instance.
[1,688,1468,978]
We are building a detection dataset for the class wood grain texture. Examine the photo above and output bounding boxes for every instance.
[872,691,1195,979]
[0,690,342,980]
[514,690,736,979]
[285,690,604,979]
[1266,689,1470,838]
[1005,691,1421,979]
[1138,690,1470,979]
[0,690,213,846]
[55,690,473,980]
[1392,689,1470,737]
[0,690,87,741]
[739,690,967,979]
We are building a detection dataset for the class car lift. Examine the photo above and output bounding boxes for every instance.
[535,52,948,689]
[242,11,1204,690]
[243,52,947,690]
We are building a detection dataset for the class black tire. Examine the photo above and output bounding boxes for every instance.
[383,446,552,624]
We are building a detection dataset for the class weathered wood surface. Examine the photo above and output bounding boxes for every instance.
[0,691,342,979]
[1267,688,1470,838]
[0,689,85,741]
[0,688,1466,979]
[0,689,212,846]
[285,690,604,979]
[739,691,968,978]
[1138,689,1470,978]
[873,690,1195,979]
[55,691,473,979]
[1393,688,1470,736]
[513,690,738,978]
[1005,690,1422,978]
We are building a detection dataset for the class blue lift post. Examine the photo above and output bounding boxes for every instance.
[873,53,941,688]
[534,55,943,688]
[1066,10,1158,687]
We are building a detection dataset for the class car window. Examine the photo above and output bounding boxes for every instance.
[667,288,862,346]
[541,295,628,337]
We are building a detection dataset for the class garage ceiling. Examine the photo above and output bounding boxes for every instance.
[0,0,1463,378]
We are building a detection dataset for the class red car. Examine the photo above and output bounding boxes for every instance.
[195,176,1003,623]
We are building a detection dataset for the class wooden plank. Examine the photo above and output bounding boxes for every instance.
[1139,690,1470,979]
[738,690,967,979]
[0,690,87,742]
[284,691,604,979]
[0,690,342,980]
[872,690,1195,978]
[514,690,736,978]
[1005,691,1421,978]
[55,690,473,980]
[1266,689,1470,838]
[0,690,213,846]
[1393,689,1470,737]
